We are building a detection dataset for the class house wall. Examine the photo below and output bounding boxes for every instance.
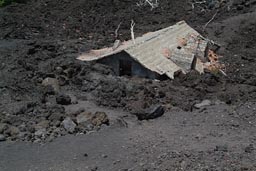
[98,51,159,79]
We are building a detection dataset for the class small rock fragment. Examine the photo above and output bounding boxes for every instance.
[237,5,243,10]
[101,154,108,158]
[136,105,165,120]
[42,77,60,93]
[55,67,63,74]
[34,128,46,137]
[0,123,7,134]
[214,145,228,152]
[35,120,50,130]
[62,117,76,133]
[91,166,98,171]
[194,100,211,109]
[0,134,6,141]
[245,144,254,153]
[9,126,20,136]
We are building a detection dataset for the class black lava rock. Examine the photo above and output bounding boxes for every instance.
[56,94,72,105]
[245,144,254,153]
[136,105,165,120]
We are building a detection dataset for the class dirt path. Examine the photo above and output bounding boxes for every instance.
[0,103,255,171]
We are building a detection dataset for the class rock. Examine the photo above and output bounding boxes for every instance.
[34,128,46,137]
[47,135,55,142]
[237,5,244,10]
[18,124,27,132]
[207,0,217,9]
[35,120,50,130]
[101,154,108,158]
[17,132,27,139]
[195,133,203,140]
[62,117,76,133]
[76,124,89,132]
[0,123,7,134]
[91,112,109,126]
[55,66,63,74]
[42,77,60,93]
[56,94,72,105]
[194,100,211,109]
[9,126,20,136]
[63,68,75,78]
[113,160,121,165]
[33,139,42,143]
[53,121,61,127]
[71,96,78,104]
[11,104,27,115]
[214,145,228,152]
[136,105,165,120]
[76,112,92,124]
[91,166,98,171]
[0,134,6,141]
[58,75,68,86]
[114,117,128,128]
[245,144,254,153]
[70,107,85,116]
[48,113,64,123]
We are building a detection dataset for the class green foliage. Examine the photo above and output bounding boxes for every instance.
[0,0,4,7]
[0,0,21,7]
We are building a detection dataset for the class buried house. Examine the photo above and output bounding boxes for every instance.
[78,21,220,79]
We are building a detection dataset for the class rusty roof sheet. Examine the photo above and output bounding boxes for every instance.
[77,21,208,79]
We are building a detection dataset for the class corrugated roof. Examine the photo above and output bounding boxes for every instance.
[77,21,208,79]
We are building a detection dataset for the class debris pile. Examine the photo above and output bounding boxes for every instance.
[204,50,226,75]
[0,106,109,142]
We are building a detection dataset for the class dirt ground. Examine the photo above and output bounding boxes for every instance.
[0,0,256,170]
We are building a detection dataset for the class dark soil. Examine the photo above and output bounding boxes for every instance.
[0,0,256,170]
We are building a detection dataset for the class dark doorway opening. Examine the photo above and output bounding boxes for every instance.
[119,60,132,76]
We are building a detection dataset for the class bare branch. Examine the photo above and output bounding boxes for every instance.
[203,10,218,31]
[219,69,227,76]
[131,20,136,45]
[114,22,122,39]
[198,35,221,48]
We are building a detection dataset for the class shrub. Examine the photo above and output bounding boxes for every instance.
[0,0,27,7]
[0,0,4,7]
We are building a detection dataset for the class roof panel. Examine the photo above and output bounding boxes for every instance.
[77,21,207,79]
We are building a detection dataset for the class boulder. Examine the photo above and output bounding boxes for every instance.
[76,112,92,124]
[91,112,109,126]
